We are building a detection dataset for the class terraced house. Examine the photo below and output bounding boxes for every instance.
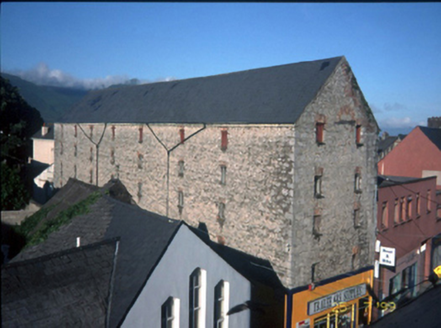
[54,56,379,287]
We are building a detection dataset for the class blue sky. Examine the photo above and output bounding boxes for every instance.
[1,3,440,134]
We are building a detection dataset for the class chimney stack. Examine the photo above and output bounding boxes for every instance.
[41,124,48,136]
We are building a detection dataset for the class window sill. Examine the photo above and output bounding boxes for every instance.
[354,190,362,194]
[316,142,325,146]
[356,143,364,148]
[314,194,325,199]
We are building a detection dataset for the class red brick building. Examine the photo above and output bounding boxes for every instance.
[374,175,440,318]
[378,126,441,190]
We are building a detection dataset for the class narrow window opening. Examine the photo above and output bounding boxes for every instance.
[407,196,412,219]
[355,124,363,146]
[90,147,94,163]
[178,191,184,214]
[110,148,115,165]
[139,127,143,143]
[400,197,406,221]
[137,182,142,200]
[74,144,77,157]
[220,165,227,185]
[111,125,116,140]
[180,128,185,144]
[353,208,361,228]
[218,203,226,222]
[313,215,322,237]
[137,152,143,169]
[394,199,399,224]
[314,175,323,198]
[74,125,77,138]
[89,125,94,139]
[74,165,77,179]
[60,141,63,155]
[381,202,388,229]
[178,160,184,177]
[89,169,93,184]
[427,190,432,212]
[354,173,362,193]
[316,122,325,144]
[221,130,228,151]
[416,193,421,216]
[311,262,319,283]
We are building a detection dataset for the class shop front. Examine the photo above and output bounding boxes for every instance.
[285,267,373,328]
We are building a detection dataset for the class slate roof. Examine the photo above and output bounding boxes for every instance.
[368,285,441,328]
[3,179,283,327]
[2,239,118,328]
[377,135,406,153]
[419,126,441,150]
[377,175,436,188]
[31,125,54,140]
[60,57,343,124]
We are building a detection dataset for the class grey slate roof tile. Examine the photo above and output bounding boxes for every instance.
[60,57,343,124]
[419,126,441,150]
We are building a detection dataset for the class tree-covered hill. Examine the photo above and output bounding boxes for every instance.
[1,73,88,123]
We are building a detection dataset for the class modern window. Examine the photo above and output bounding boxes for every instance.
[394,199,399,224]
[162,297,180,328]
[220,165,227,185]
[389,273,402,295]
[313,215,322,237]
[221,130,228,151]
[381,202,388,228]
[189,268,207,328]
[314,175,323,198]
[214,280,230,328]
[316,122,325,144]
[178,191,184,214]
[354,173,362,193]
[178,160,185,177]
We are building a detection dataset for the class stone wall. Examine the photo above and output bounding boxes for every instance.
[290,58,378,286]
[53,58,378,287]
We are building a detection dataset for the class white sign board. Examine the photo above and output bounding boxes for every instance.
[296,318,310,328]
[379,246,396,267]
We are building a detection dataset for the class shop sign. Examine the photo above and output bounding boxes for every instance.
[296,318,310,328]
[307,283,366,315]
[379,246,396,267]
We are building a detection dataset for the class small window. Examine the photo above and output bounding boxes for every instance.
[189,268,207,328]
[407,196,412,219]
[74,165,77,179]
[427,190,432,212]
[178,191,184,214]
[218,203,226,222]
[400,197,406,221]
[74,125,78,138]
[355,125,363,146]
[111,125,116,140]
[314,175,323,198]
[221,130,228,151]
[354,173,362,193]
[394,199,399,224]
[416,193,421,216]
[60,141,64,155]
[137,182,142,200]
[180,128,185,144]
[89,147,94,162]
[316,122,325,144]
[110,148,115,165]
[214,280,230,328]
[220,165,227,185]
[381,202,388,228]
[178,160,185,177]
[162,297,180,328]
[313,215,322,237]
[137,152,143,169]
[74,144,77,157]
[353,208,361,228]
[89,125,94,139]
[139,127,143,143]
[89,169,93,184]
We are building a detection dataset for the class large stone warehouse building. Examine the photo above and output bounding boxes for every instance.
[54,56,379,287]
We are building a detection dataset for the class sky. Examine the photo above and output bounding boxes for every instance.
[1,3,440,135]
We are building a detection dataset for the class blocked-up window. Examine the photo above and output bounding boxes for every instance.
[314,175,323,198]
[214,280,230,328]
[180,128,185,144]
[137,152,143,169]
[178,191,184,214]
[218,203,226,221]
[427,190,432,212]
[111,125,116,140]
[400,197,406,221]
[189,268,207,328]
[353,208,361,228]
[221,130,228,151]
[161,297,180,328]
[394,199,399,224]
[407,196,412,219]
[74,125,77,138]
[316,122,325,144]
[89,125,94,139]
[416,193,421,216]
[355,125,363,146]
[74,144,77,157]
[139,127,143,143]
[90,147,94,163]
[313,215,322,237]
[110,148,115,165]
[137,182,142,200]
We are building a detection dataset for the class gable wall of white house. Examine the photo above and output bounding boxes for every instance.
[121,225,250,328]
[53,59,378,287]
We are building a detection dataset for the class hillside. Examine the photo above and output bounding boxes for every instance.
[1,73,88,123]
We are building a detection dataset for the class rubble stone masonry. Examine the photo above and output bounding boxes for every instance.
[54,58,378,287]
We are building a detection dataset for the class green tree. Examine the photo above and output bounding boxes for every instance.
[1,162,30,210]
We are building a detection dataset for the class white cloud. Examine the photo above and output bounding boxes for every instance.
[5,62,176,90]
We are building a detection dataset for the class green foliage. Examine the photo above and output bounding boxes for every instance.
[17,191,102,247]
[0,162,30,210]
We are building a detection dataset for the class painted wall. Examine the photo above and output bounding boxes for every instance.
[378,127,441,189]
[32,138,54,164]
[121,225,250,328]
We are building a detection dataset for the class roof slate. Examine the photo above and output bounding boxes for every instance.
[59,57,343,124]
[1,239,118,328]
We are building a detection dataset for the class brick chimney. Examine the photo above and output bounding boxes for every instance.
[41,124,48,136]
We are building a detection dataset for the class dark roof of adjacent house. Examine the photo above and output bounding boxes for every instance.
[59,57,343,124]
[377,175,437,188]
[31,125,54,140]
[378,134,406,153]
[4,178,284,327]
[1,238,118,328]
[419,126,441,150]
[368,285,441,328]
